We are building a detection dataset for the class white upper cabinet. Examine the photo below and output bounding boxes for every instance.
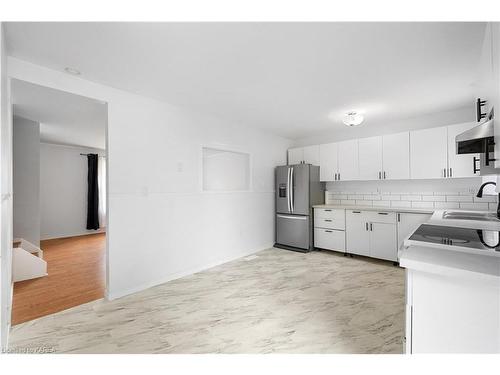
[410,126,448,179]
[337,139,359,181]
[358,136,383,180]
[447,123,480,178]
[319,142,338,182]
[313,122,474,182]
[382,132,410,180]
[287,147,304,165]
[302,145,320,165]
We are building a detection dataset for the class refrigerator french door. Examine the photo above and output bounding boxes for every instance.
[275,164,322,252]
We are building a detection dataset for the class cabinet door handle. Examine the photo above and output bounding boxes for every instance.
[397,213,401,222]
[352,211,361,213]
[324,209,332,212]
[383,171,386,179]
[449,168,452,177]
[378,212,388,215]
[325,230,333,233]
[370,223,373,231]
[325,219,332,222]
[365,222,368,231]
[473,157,480,174]
[338,173,340,180]
[443,168,447,178]
[378,171,381,179]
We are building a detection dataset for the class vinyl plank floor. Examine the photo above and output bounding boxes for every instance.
[9,248,405,354]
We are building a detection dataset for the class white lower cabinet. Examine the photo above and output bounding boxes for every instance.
[315,208,422,262]
[313,208,345,252]
[345,211,370,256]
[405,267,500,353]
[346,210,398,262]
[397,212,432,250]
[370,222,397,261]
[314,228,345,252]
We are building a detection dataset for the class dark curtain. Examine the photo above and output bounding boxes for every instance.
[86,154,100,230]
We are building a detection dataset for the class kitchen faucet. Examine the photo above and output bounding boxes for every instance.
[476,181,500,219]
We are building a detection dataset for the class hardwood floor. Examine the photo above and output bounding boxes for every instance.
[12,233,106,325]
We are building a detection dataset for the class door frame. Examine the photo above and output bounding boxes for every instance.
[1,76,110,342]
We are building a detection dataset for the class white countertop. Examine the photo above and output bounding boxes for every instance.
[404,236,500,258]
[400,208,500,278]
[427,210,500,231]
[399,245,500,280]
[313,204,434,214]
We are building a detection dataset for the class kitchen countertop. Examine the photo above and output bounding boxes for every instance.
[427,210,500,231]
[399,209,500,278]
[404,236,500,258]
[313,204,434,214]
[399,245,500,280]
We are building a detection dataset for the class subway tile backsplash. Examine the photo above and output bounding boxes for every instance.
[326,190,497,211]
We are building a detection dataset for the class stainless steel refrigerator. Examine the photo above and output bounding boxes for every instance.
[275,164,324,252]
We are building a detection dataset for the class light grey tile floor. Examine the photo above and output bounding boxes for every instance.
[9,248,405,354]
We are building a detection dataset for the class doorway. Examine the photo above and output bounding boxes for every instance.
[10,79,108,325]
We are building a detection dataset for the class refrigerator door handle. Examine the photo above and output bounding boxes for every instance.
[277,214,307,220]
[290,167,294,213]
[287,167,291,213]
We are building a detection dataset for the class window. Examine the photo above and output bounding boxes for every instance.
[202,147,250,191]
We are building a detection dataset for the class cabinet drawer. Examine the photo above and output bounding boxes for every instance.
[366,211,396,224]
[314,208,345,225]
[314,228,345,252]
[315,217,344,230]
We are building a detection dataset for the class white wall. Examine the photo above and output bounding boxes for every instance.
[13,116,40,246]
[7,57,292,300]
[40,143,106,240]
[0,23,13,349]
[292,106,475,147]
[202,148,250,191]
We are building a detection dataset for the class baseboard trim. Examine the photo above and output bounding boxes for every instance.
[107,243,273,300]
[40,230,106,241]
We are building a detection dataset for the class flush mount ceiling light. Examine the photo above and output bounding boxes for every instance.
[342,111,364,127]
[64,67,81,75]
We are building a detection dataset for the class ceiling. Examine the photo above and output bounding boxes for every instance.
[12,79,107,149]
[5,22,486,139]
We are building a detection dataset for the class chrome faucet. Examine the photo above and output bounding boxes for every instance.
[476,181,500,219]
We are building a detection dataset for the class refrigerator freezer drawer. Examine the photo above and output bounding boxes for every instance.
[314,228,345,252]
[276,214,310,250]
